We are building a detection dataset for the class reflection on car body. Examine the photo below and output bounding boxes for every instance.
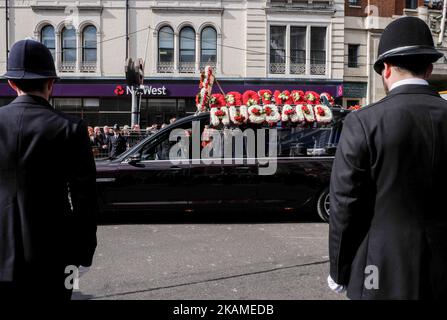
[95,109,349,222]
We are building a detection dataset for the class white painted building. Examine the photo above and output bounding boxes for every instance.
[0,0,345,126]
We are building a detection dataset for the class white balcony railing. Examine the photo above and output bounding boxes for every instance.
[310,64,326,75]
[290,63,306,75]
[158,62,174,73]
[59,61,76,73]
[269,62,286,74]
[80,61,97,73]
[179,62,196,73]
[200,61,216,71]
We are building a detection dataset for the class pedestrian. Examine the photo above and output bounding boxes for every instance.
[109,124,127,158]
[0,39,97,300]
[169,117,177,124]
[328,17,447,300]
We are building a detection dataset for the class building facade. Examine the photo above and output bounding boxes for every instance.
[0,0,345,127]
[344,0,447,107]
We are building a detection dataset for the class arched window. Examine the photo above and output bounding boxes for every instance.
[82,25,97,63]
[200,27,217,67]
[158,26,174,73]
[61,27,76,64]
[41,25,55,59]
[179,27,195,73]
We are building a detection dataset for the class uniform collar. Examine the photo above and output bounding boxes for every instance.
[390,78,429,92]
[10,94,53,108]
[388,83,440,98]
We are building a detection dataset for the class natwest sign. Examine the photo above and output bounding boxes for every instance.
[114,85,168,96]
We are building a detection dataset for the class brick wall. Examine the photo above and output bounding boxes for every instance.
[346,0,426,18]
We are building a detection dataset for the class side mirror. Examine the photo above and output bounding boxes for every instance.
[127,154,141,164]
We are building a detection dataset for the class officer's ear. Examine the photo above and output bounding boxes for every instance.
[382,62,392,80]
[7,80,19,93]
[46,79,55,92]
[423,64,433,80]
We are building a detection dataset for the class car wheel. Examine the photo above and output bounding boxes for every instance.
[317,188,330,222]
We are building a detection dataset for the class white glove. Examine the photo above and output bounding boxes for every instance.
[327,275,346,294]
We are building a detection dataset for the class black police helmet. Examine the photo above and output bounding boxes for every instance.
[3,39,59,80]
[113,124,120,131]
[374,17,444,75]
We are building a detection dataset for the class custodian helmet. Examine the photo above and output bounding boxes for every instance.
[374,17,444,75]
[3,39,59,79]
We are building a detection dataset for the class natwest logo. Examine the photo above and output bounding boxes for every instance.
[114,85,125,96]
[114,85,167,96]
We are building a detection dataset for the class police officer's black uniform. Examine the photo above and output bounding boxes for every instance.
[329,17,447,299]
[0,40,97,299]
[109,124,127,158]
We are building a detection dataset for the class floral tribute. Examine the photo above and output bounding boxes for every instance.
[196,66,336,127]
[209,93,230,127]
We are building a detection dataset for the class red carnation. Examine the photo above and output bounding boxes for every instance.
[215,109,226,117]
[316,106,326,117]
[225,91,242,107]
[251,107,262,116]
[291,90,305,104]
[274,90,293,105]
[210,93,226,108]
[234,115,246,123]
[243,90,260,107]
[305,91,320,105]
[302,105,311,115]
[284,108,296,116]
[264,106,273,116]
[258,89,273,105]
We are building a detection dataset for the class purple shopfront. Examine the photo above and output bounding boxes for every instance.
[0,81,344,128]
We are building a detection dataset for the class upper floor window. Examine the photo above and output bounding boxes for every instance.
[348,44,359,68]
[269,25,328,76]
[158,26,174,73]
[61,27,77,72]
[41,25,55,60]
[82,26,97,63]
[348,0,361,6]
[201,27,217,68]
[179,27,196,73]
[405,0,418,9]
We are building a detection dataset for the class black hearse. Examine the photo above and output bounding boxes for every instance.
[95,108,350,222]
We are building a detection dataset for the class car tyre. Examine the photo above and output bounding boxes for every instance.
[317,188,330,222]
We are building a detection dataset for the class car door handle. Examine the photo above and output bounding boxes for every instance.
[170,166,183,171]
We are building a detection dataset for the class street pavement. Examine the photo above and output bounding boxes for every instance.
[72,212,346,300]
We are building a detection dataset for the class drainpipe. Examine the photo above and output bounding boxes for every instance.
[126,0,129,59]
[5,0,9,64]
[438,0,447,45]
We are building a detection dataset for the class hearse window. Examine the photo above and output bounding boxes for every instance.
[139,124,192,161]
[277,125,341,157]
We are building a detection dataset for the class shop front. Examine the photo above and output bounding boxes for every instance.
[0,79,344,128]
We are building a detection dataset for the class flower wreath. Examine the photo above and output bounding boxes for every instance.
[314,104,333,124]
[258,89,273,105]
[210,94,230,127]
[301,104,316,123]
[243,90,260,107]
[291,90,305,105]
[248,105,265,124]
[196,88,209,113]
[320,92,334,106]
[281,105,304,123]
[225,91,242,107]
[274,90,293,105]
[305,91,320,105]
[264,104,281,124]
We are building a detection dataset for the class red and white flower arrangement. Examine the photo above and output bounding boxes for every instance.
[258,89,273,105]
[281,104,304,123]
[264,104,281,124]
[291,90,305,105]
[313,104,333,124]
[210,93,230,127]
[243,90,260,107]
[301,104,316,123]
[274,90,293,105]
[305,91,320,105]
[196,66,215,112]
[225,91,242,107]
[248,105,266,124]
[320,92,334,106]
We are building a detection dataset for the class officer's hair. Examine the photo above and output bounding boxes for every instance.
[386,56,433,77]
[11,79,49,93]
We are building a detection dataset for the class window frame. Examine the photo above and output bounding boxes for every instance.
[158,26,175,64]
[179,26,196,63]
[61,27,77,63]
[40,25,55,60]
[82,25,97,63]
[200,26,217,64]
[348,44,360,68]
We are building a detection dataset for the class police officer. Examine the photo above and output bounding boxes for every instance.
[109,124,128,158]
[0,40,97,299]
[329,16,447,299]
